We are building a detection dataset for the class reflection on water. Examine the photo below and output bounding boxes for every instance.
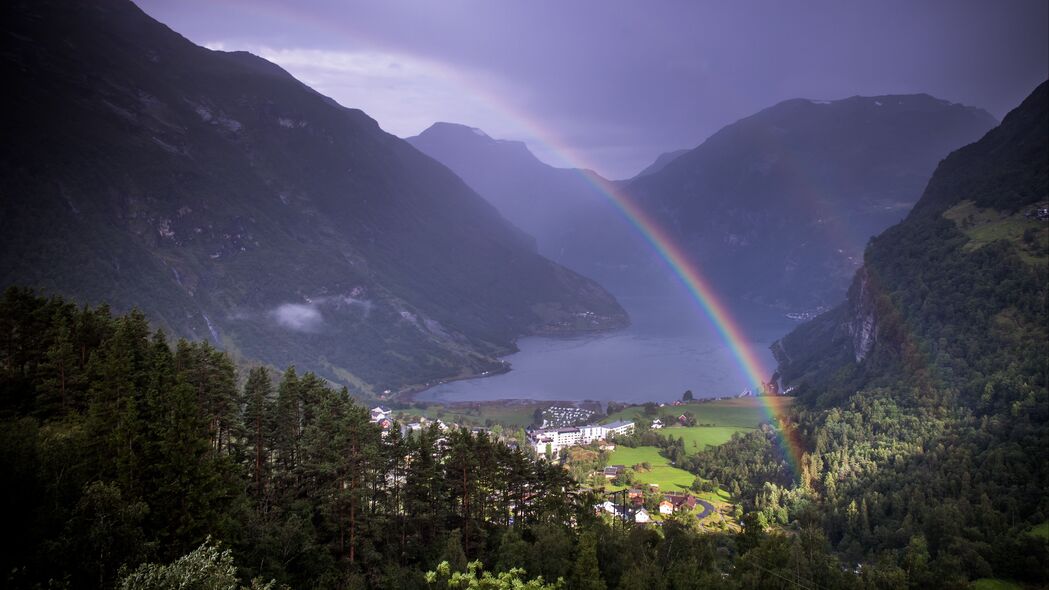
[417,292,796,404]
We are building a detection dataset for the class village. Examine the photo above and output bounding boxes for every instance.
[364,396,777,530]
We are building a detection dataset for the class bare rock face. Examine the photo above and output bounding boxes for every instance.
[846,267,877,363]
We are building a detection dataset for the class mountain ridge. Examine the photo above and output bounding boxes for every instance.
[0,0,628,395]
[626,92,999,312]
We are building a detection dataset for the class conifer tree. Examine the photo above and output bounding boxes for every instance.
[569,532,605,590]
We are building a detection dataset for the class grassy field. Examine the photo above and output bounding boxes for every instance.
[944,199,1049,266]
[602,396,793,429]
[970,579,1021,590]
[662,426,751,453]
[396,402,543,429]
[1028,521,1049,540]
[606,446,696,491]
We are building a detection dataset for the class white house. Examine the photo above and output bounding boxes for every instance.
[529,420,635,457]
[651,419,664,430]
[634,508,652,524]
[369,406,392,423]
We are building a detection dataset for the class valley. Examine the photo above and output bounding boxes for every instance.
[1,1,1045,589]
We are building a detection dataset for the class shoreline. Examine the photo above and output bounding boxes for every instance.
[396,317,632,403]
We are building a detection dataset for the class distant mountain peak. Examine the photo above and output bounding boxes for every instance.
[420,121,490,138]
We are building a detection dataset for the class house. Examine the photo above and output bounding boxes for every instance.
[598,441,616,451]
[370,406,393,423]
[627,488,643,499]
[659,500,674,515]
[651,419,664,430]
[678,414,689,425]
[665,493,697,512]
[603,465,626,478]
[634,508,652,524]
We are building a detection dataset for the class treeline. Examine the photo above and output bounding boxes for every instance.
[6,288,953,589]
[0,288,581,588]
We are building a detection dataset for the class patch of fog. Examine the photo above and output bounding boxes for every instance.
[271,303,323,332]
[470,127,488,137]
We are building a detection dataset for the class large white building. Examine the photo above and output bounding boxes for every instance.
[530,419,634,456]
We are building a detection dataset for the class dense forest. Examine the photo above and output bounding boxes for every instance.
[2,288,894,590]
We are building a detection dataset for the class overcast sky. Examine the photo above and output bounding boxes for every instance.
[137,0,1048,179]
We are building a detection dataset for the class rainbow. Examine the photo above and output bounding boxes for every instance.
[188,1,807,480]
[488,127,806,478]
[414,77,807,479]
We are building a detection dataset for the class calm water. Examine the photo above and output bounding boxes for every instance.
[417,291,797,404]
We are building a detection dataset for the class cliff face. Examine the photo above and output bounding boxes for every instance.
[845,267,877,363]
[771,81,1048,406]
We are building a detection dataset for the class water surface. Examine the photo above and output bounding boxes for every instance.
[417,291,796,404]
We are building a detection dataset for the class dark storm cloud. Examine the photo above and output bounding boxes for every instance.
[137,0,1047,178]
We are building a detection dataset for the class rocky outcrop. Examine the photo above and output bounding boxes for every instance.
[845,267,877,362]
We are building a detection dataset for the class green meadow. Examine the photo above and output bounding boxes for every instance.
[606,446,696,491]
[602,396,792,429]
[970,579,1022,590]
[661,425,750,453]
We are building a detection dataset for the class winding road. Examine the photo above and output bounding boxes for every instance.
[695,499,715,521]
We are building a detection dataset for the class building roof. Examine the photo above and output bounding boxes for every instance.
[604,420,634,429]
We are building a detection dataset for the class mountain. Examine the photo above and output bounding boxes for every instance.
[407,123,656,293]
[773,81,1048,404]
[633,149,689,178]
[626,94,999,314]
[406,123,608,239]
[0,0,627,395]
[695,82,1048,586]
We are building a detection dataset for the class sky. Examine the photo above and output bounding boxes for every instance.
[137,0,1048,179]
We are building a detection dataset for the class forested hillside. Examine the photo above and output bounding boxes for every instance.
[1,289,881,590]
[695,81,1049,587]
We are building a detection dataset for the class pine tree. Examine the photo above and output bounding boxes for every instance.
[242,367,274,508]
[569,532,605,590]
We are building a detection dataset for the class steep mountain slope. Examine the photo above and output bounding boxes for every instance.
[696,82,1048,586]
[0,0,627,394]
[407,123,656,293]
[773,81,1048,404]
[633,149,689,178]
[627,94,998,314]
